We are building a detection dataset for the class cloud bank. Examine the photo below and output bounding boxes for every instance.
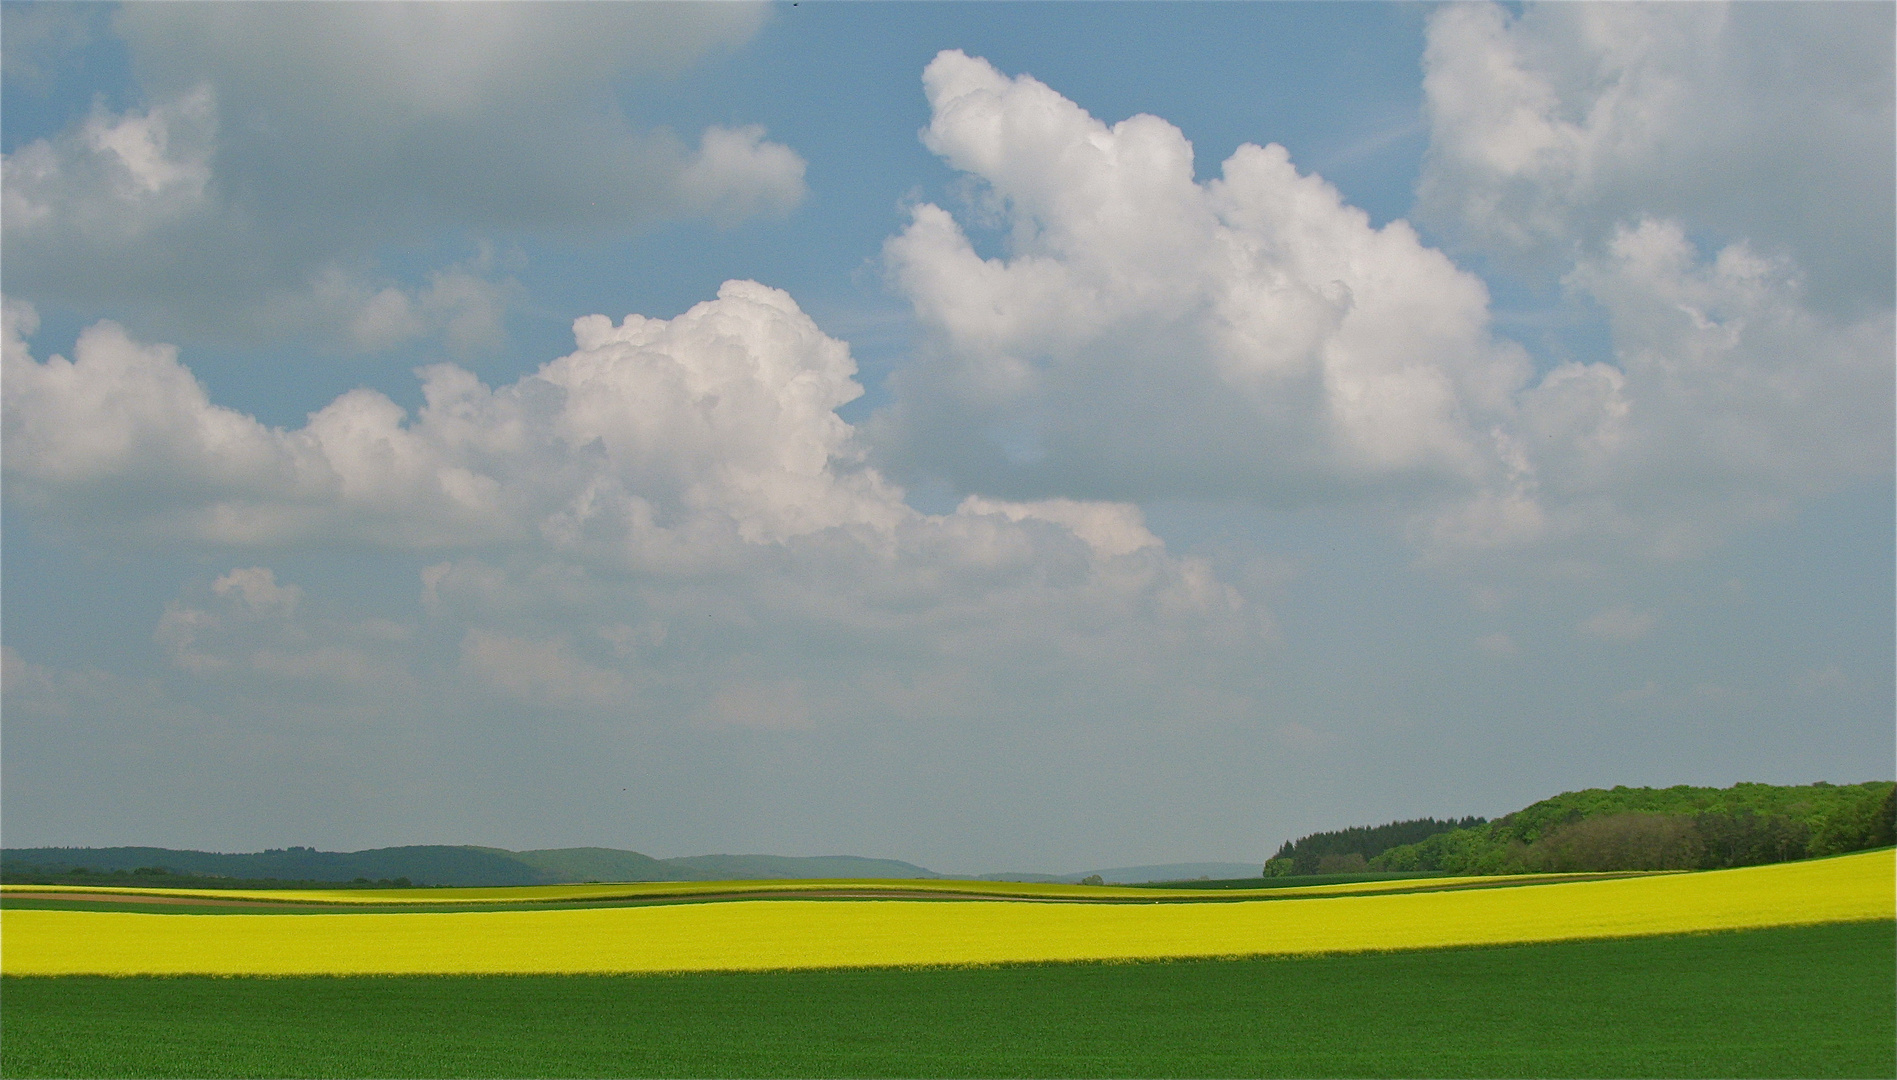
[876,50,1530,507]
[5,279,1260,713]
[2,3,805,352]
[873,47,1890,558]
[1417,2,1894,311]
[5,276,1275,857]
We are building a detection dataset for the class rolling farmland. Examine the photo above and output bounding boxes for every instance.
[3,850,1890,1077]
[2,849,1888,976]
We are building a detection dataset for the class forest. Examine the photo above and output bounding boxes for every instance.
[1266,781,1896,877]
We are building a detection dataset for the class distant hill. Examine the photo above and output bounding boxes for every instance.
[1266,781,1896,878]
[981,862,1261,885]
[0,844,1251,888]
[655,854,946,881]
[1,846,548,887]
[0,844,943,887]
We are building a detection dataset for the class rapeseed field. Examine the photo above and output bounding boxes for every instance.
[3,848,1887,976]
[0,870,1547,905]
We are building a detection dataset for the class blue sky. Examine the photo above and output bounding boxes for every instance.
[3,2,1891,875]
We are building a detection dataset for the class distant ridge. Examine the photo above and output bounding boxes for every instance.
[0,846,1267,888]
[0,845,946,887]
[981,862,1261,885]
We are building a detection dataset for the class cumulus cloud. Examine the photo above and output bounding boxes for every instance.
[1417,2,1894,311]
[1,3,803,351]
[5,282,889,550]
[1404,5,1895,557]
[876,50,1532,505]
[1,85,215,237]
[674,125,810,228]
[1547,223,1888,540]
[6,281,1264,733]
[1422,219,1893,557]
[212,567,301,616]
[876,49,1891,560]
[313,262,518,357]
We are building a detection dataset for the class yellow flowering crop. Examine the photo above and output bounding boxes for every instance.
[0,871,1582,906]
[4,849,1888,976]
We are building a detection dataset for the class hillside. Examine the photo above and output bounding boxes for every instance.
[0,845,942,887]
[637,854,945,881]
[1269,781,1894,877]
[0,846,1263,888]
[980,862,1264,885]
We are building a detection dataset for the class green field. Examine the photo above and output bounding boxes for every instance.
[3,921,1889,1079]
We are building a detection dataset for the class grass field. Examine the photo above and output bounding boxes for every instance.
[3,849,1888,975]
[2,921,1889,1078]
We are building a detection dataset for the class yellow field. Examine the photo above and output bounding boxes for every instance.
[3,850,1889,976]
[0,871,1614,906]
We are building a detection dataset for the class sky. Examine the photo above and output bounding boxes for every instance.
[2,1,1891,877]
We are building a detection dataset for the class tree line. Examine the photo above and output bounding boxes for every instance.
[0,863,415,889]
[1264,815,1488,876]
[1267,781,1895,877]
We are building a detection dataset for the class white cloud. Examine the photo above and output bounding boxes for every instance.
[1406,3,1895,557]
[152,603,229,676]
[3,298,303,523]
[675,125,809,228]
[2,3,803,352]
[1422,219,1892,558]
[954,497,1159,559]
[6,281,1265,734]
[878,49,1891,562]
[1559,223,1888,528]
[5,281,894,550]
[316,262,517,357]
[1,86,215,240]
[115,3,766,122]
[212,567,301,616]
[877,50,1532,505]
[1417,2,1893,310]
